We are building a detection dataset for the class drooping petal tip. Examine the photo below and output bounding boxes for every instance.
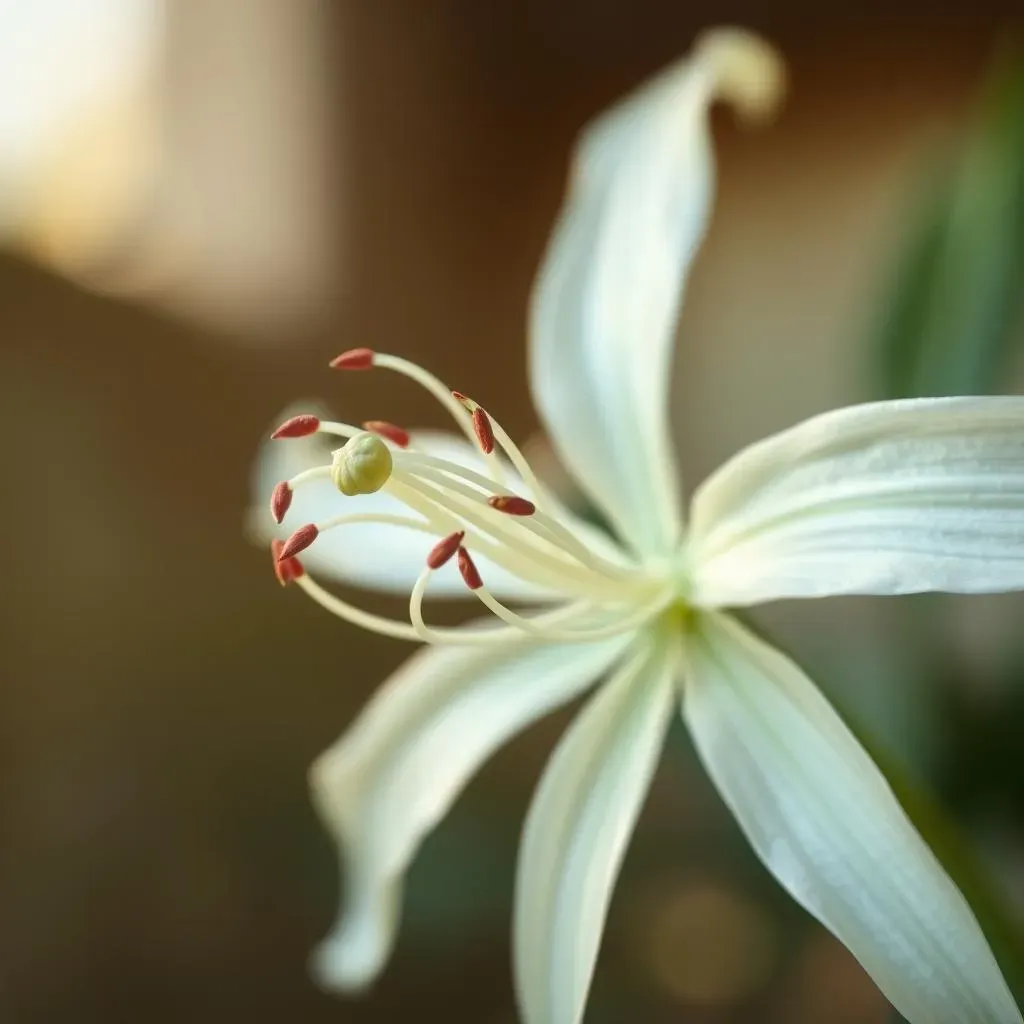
[694,27,785,123]
[309,905,389,994]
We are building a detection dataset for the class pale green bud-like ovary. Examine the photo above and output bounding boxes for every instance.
[331,432,393,496]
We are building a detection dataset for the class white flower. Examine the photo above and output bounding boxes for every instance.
[254,27,1024,1024]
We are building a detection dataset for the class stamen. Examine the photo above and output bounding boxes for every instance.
[279,523,319,560]
[271,540,305,586]
[268,349,671,645]
[427,531,465,569]
[457,547,483,590]
[471,582,675,642]
[488,495,536,516]
[270,481,293,524]
[455,391,554,513]
[304,567,573,646]
[282,504,662,646]
[390,475,601,596]
[364,420,411,448]
[393,471,609,594]
[369,353,503,483]
[329,347,375,370]
[394,462,626,589]
[472,407,495,455]
[271,414,321,439]
[394,452,611,573]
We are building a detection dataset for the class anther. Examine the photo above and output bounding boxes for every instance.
[270,481,293,524]
[451,390,475,410]
[363,420,411,448]
[329,347,375,370]
[279,523,319,561]
[331,432,394,496]
[488,495,535,516]
[457,547,483,590]
[472,407,495,455]
[271,414,320,439]
[271,539,305,586]
[427,531,465,569]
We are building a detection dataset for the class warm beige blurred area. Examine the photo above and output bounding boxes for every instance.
[1,1,1021,1021]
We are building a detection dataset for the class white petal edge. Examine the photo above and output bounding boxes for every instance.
[681,611,1022,1024]
[513,636,676,1024]
[529,28,783,558]
[250,405,553,600]
[310,628,634,991]
[688,396,1024,607]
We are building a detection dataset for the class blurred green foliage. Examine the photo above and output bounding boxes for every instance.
[876,42,1024,399]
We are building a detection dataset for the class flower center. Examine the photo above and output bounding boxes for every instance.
[267,349,676,646]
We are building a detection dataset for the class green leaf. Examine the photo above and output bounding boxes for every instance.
[875,41,1024,399]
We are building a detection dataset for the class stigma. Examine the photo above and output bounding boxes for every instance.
[268,349,674,646]
[331,433,393,496]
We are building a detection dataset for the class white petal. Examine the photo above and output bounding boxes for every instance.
[310,629,634,991]
[529,29,783,557]
[681,612,1022,1024]
[688,396,1024,607]
[250,407,550,600]
[513,638,676,1024]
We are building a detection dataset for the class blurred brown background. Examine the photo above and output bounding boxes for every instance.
[2,1,1023,1021]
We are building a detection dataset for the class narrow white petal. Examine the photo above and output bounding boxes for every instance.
[513,638,676,1024]
[529,29,783,556]
[681,612,1022,1024]
[688,396,1024,607]
[310,630,633,991]
[251,411,550,600]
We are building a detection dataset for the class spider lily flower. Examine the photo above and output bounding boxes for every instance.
[253,28,1024,1024]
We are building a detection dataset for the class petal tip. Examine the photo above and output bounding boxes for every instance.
[309,933,379,995]
[695,27,786,122]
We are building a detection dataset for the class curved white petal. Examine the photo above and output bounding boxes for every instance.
[529,29,783,557]
[310,629,634,991]
[251,407,551,600]
[513,638,676,1024]
[681,612,1022,1024]
[688,396,1024,607]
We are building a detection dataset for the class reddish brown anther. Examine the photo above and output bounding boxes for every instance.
[451,390,473,409]
[329,347,375,370]
[271,414,320,439]
[488,495,536,516]
[270,481,293,524]
[457,547,483,590]
[472,407,495,455]
[427,530,465,570]
[364,420,411,448]
[271,540,305,586]
[278,523,319,561]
